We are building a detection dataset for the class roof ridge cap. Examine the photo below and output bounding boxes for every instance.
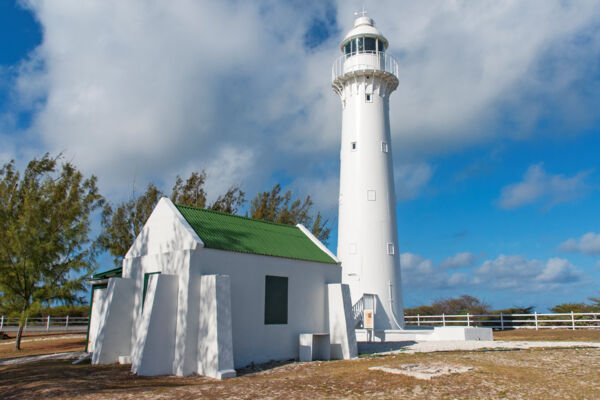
[174,203,302,230]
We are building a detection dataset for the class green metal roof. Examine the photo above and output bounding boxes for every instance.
[175,204,337,264]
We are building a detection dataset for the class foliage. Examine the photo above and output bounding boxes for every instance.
[171,171,207,208]
[29,305,90,318]
[100,171,246,266]
[98,183,164,267]
[550,301,600,313]
[404,295,490,315]
[0,154,103,349]
[249,184,330,243]
[492,306,534,314]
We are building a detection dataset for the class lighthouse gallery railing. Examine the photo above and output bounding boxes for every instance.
[332,52,399,83]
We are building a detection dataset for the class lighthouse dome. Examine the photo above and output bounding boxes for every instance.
[341,16,389,52]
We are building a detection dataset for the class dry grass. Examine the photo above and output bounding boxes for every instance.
[494,329,600,342]
[1,347,599,399]
[0,333,85,359]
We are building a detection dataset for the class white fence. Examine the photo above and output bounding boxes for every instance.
[0,316,89,333]
[405,312,600,330]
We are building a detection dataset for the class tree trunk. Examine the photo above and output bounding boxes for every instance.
[15,322,24,350]
[15,308,27,350]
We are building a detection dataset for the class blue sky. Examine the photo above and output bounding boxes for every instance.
[1,1,599,311]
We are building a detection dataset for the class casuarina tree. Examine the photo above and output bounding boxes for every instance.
[0,154,103,350]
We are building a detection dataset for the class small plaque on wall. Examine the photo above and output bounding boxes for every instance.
[364,309,374,329]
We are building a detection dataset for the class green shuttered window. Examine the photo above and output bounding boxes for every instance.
[264,275,288,324]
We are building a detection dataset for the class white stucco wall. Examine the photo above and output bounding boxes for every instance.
[125,197,203,259]
[197,275,236,379]
[327,283,358,359]
[91,278,136,365]
[191,248,342,368]
[87,286,107,353]
[131,274,179,376]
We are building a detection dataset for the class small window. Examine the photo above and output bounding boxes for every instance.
[351,141,357,151]
[387,243,395,255]
[265,275,288,324]
[344,42,351,56]
[357,37,364,53]
[365,37,376,52]
[377,39,385,52]
[367,190,376,201]
[365,93,372,102]
[381,142,389,153]
[351,38,357,54]
[349,243,357,254]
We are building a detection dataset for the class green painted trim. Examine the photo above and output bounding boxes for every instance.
[90,266,123,280]
[142,272,161,311]
[85,284,108,352]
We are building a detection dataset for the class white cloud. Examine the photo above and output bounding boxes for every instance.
[439,252,477,269]
[560,232,600,255]
[498,164,591,209]
[395,163,434,201]
[4,0,599,208]
[474,254,582,291]
[400,252,472,289]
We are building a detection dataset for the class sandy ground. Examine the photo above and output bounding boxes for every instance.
[2,347,599,399]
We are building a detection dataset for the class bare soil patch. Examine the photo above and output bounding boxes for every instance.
[1,347,599,399]
[494,328,600,342]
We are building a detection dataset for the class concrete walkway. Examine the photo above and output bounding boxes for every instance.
[358,340,600,355]
[0,334,85,346]
[0,351,86,366]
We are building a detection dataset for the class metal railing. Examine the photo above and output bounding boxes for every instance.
[405,312,600,330]
[0,315,89,333]
[332,52,399,82]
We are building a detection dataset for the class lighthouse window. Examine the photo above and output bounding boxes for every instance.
[386,243,395,255]
[365,37,376,52]
[365,93,372,102]
[381,142,389,153]
[349,243,357,255]
[351,141,357,151]
[377,39,385,52]
[344,41,351,56]
[367,190,376,201]
[357,37,364,53]
[351,38,357,55]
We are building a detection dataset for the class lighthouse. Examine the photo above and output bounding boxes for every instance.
[332,14,404,330]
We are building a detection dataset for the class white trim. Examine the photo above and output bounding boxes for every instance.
[296,224,340,264]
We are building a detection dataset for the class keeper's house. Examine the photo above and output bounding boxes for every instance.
[86,197,357,379]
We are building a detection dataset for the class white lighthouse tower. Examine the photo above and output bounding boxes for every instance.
[332,14,404,330]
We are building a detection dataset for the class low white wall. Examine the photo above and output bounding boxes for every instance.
[87,286,107,353]
[91,278,136,364]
